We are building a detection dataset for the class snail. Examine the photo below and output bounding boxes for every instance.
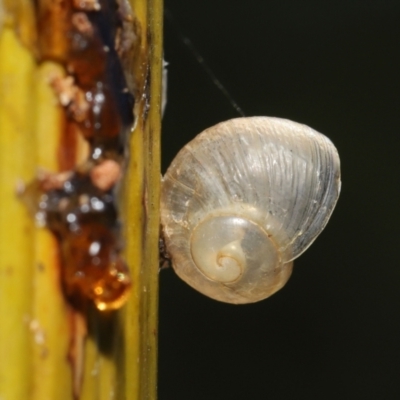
[160,117,341,304]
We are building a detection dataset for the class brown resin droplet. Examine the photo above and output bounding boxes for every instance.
[61,223,131,311]
[92,257,131,311]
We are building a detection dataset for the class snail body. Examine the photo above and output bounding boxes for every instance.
[161,117,341,304]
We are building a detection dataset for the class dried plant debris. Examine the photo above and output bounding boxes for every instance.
[22,0,139,311]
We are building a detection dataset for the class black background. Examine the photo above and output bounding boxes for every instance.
[159,1,400,399]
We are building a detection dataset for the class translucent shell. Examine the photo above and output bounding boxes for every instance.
[161,117,341,304]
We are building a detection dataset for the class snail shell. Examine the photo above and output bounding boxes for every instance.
[161,117,341,304]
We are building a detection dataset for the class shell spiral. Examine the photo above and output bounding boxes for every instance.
[161,117,341,304]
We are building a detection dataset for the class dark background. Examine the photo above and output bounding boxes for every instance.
[158,1,400,399]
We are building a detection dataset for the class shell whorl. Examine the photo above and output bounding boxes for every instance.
[161,117,341,304]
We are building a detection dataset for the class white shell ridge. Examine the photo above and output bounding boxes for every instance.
[161,116,341,304]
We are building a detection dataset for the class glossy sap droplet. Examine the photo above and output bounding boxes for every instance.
[61,222,131,310]
[161,117,341,304]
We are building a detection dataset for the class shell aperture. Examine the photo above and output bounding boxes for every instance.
[160,117,341,304]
